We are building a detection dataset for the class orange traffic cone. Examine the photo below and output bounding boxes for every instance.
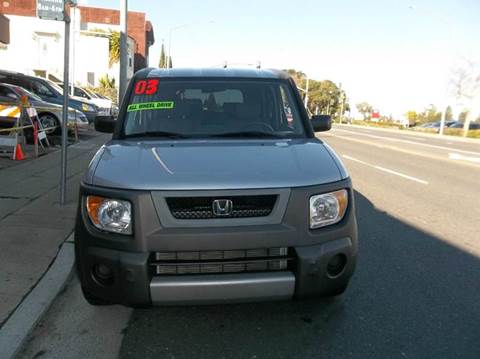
[14,143,25,161]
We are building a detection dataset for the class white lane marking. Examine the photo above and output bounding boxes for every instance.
[152,148,174,175]
[402,136,426,142]
[449,153,480,164]
[342,155,429,185]
[334,128,480,156]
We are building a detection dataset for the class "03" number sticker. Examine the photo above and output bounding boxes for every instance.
[134,79,159,95]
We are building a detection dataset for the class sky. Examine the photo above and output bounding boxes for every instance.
[80,0,480,118]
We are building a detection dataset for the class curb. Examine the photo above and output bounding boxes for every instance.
[0,235,75,359]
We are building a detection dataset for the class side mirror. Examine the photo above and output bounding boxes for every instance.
[95,116,116,133]
[311,115,332,132]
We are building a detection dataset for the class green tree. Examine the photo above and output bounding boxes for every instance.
[416,105,442,124]
[99,75,115,89]
[282,69,347,117]
[356,102,373,120]
[95,75,118,103]
[159,43,166,68]
[307,80,341,116]
[445,106,454,121]
[108,31,120,68]
[168,56,173,69]
[459,110,469,121]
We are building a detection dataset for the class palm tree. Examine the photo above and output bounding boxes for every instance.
[99,75,116,89]
[109,31,120,68]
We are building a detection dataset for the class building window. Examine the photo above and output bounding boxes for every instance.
[87,72,95,87]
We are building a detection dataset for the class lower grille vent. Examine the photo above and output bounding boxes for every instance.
[150,247,292,275]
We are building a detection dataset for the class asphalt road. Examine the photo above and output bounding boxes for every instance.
[19,125,480,359]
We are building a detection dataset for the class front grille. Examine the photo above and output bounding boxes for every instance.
[166,195,277,220]
[150,247,292,275]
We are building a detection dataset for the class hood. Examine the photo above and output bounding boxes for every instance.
[89,98,112,108]
[71,95,94,105]
[87,139,345,190]
[30,99,79,114]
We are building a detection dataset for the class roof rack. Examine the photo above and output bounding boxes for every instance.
[213,61,262,69]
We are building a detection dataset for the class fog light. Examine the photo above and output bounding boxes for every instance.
[92,264,114,286]
[327,254,347,277]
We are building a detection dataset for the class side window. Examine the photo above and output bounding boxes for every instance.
[74,88,88,98]
[31,81,54,97]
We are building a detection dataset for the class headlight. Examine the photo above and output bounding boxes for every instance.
[309,190,348,229]
[76,110,88,122]
[86,196,132,235]
[82,103,95,112]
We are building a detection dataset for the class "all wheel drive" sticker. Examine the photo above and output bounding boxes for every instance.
[127,101,175,112]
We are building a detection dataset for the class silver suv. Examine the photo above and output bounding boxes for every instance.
[75,68,358,306]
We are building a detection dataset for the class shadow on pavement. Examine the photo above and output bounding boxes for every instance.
[120,191,480,359]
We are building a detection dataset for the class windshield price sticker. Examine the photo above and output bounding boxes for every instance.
[127,101,175,112]
[134,79,159,95]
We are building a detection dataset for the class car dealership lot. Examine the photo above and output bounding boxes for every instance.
[17,125,480,359]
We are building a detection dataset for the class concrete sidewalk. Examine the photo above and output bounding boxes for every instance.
[0,131,109,326]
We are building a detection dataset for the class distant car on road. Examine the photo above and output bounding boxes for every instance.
[75,68,358,307]
[0,82,88,134]
[448,122,480,130]
[0,70,99,123]
[419,121,457,128]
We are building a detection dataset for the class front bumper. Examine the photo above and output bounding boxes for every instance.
[75,179,358,306]
[83,111,98,124]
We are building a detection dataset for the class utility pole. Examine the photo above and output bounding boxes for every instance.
[119,0,128,104]
[439,106,447,135]
[338,83,344,123]
[304,77,310,108]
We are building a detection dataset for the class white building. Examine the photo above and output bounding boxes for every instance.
[0,12,133,87]
[0,2,154,89]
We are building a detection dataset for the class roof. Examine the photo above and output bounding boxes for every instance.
[144,68,290,80]
[0,70,47,81]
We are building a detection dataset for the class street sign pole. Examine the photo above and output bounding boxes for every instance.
[119,0,128,104]
[60,13,70,206]
[37,0,76,205]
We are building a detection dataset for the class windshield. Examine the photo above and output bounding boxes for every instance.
[84,88,100,98]
[123,79,305,138]
[46,80,65,95]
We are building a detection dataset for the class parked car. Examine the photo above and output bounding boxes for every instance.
[0,70,98,123]
[0,82,88,134]
[419,121,457,128]
[448,122,480,130]
[75,68,358,307]
[58,84,114,117]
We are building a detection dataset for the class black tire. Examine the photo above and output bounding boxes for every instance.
[38,113,60,135]
[80,285,113,306]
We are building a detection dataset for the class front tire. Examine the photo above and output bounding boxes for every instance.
[326,282,349,297]
[80,284,113,306]
[38,113,60,135]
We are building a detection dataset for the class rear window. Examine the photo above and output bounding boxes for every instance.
[122,79,305,138]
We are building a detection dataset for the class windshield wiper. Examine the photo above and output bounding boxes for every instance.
[123,131,189,139]
[210,131,284,138]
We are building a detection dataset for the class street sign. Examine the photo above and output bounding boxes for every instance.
[37,0,65,21]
